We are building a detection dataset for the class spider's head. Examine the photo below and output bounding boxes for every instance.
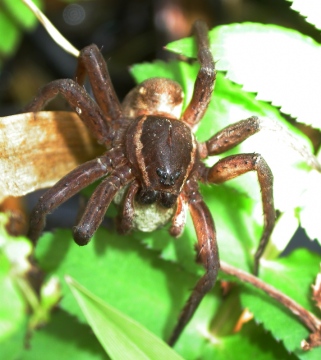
[128,115,197,209]
[137,167,183,208]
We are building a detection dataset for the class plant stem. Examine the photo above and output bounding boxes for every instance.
[220,260,321,333]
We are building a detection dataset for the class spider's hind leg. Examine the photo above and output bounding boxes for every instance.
[168,182,219,346]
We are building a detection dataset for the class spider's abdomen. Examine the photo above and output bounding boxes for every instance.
[126,115,197,206]
[122,78,184,119]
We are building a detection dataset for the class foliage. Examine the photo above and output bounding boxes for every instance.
[2,1,321,359]
[0,0,43,70]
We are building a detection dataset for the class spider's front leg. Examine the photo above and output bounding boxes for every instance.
[203,152,275,275]
[116,181,140,234]
[168,180,219,346]
[74,45,122,121]
[28,156,112,244]
[23,79,111,145]
[182,20,216,128]
[73,166,134,245]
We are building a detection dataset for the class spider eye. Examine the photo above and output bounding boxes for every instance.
[156,168,181,186]
[173,170,181,180]
[137,189,157,204]
[156,168,167,179]
[160,192,177,208]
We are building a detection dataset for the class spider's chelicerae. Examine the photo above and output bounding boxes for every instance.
[26,21,275,345]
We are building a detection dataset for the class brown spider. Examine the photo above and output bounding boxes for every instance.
[25,21,275,345]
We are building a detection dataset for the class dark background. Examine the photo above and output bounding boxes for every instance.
[1,0,320,254]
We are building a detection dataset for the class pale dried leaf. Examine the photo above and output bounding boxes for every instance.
[0,111,102,201]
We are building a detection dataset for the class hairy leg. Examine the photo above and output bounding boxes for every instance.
[23,79,111,146]
[182,20,216,128]
[168,181,219,346]
[73,166,134,245]
[199,116,261,158]
[169,194,187,238]
[116,181,139,234]
[28,156,111,244]
[75,45,122,122]
[204,153,275,275]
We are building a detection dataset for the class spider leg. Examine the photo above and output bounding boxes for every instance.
[75,45,122,122]
[182,20,216,128]
[168,182,219,346]
[116,180,139,234]
[169,194,187,238]
[199,116,261,158]
[28,156,112,244]
[23,79,111,146]
[73,166,134,245]
[204,153,275,275]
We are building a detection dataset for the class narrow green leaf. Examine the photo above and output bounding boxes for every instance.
[167,23,321,129]
[35,228,198,339]
[66,276,185,360]
[22,309,107,360]
[286,0,321,30]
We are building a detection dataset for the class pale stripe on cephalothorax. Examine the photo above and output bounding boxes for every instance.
[180,132,197,192]
[133,115,151,187]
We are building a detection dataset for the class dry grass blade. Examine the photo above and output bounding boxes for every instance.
[21,0,80,57]
[0,111,102,201]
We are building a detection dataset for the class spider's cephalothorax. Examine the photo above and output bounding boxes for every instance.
[25,21,275,345]
[126,113,197,208]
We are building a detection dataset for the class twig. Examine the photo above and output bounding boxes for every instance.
[220,260,321,337]
[21,0,80,57]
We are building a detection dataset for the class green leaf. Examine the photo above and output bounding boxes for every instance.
[0,214,31,349]
[167,23,321,129]
[175,282,296,360]
[239,248,321,358]
[201,321,298,360]
[0,0,43,69]
[2,0,43,29]
[286,0,321,30]
[0,11,20,56]
[35,228,198,339]
[299,147,321,244]
[0,213,63,357]
[0,318,28,360]
[66,276,185,360]
[35,227,296,359]
[22,309,107,360]
[299,169,321,244]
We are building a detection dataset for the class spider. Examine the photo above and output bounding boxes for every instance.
[25,20,275,345]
